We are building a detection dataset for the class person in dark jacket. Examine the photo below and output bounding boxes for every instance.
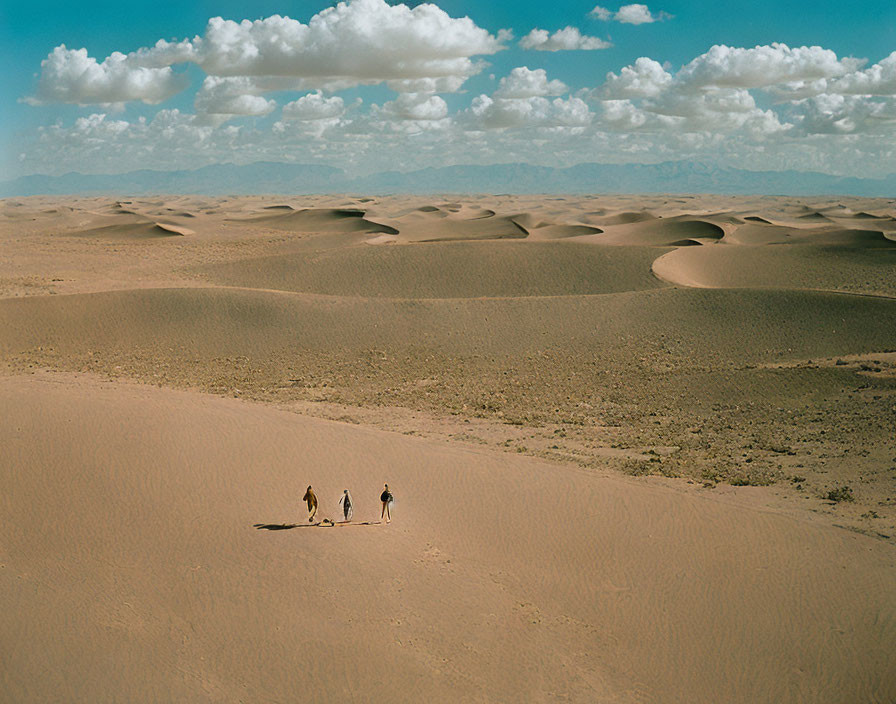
[380,483,394,523]
[303,485,318,523]
[338,489,353,522]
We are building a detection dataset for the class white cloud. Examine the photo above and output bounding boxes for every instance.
[375,93,449,121]
[467,95,592,130]
[599,99,651,130]
[282,92,346,121]
[830,51,896,95]
[29,0,508,107]
[17,25,896,182]
[643,88,790,135]
[676,43,863,91]
[793,94,896,135]
[519,27,611,52]
[385,76,469,94]
[590,4,671,24]
[494,67,568,98]
[26,45,188,106]
[599,57,672,98]
[194,77,277,118]
[153,0,505,89]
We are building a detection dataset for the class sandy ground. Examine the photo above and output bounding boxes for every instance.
[1,193,895,702]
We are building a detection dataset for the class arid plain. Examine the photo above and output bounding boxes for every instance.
[2,193,895,702]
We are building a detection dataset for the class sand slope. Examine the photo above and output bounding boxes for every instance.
[2,374,893,703]
[192,241,668,298]
[653,245,896,296]
[236,207,399,235]
[3,286,896,363]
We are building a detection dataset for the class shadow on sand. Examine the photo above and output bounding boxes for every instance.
[254,520,382,530]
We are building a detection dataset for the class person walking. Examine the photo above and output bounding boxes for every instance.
[303,485,318,523]
[380,483,394,523]
[338,489,353,522]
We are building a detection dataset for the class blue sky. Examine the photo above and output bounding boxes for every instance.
[3,0,895,178]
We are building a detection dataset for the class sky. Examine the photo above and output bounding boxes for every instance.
[3,0,895,179]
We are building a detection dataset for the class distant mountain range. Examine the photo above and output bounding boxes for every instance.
[3,161,895,197]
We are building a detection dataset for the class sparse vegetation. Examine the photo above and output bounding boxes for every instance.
[825,485,855,503]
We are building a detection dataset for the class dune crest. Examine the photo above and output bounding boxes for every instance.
[238,207,399,235]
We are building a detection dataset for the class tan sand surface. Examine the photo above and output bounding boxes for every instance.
[2,373,894,703]
[2,193,895,701]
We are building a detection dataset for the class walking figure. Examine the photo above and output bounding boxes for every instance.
[380,483,394,523]
[303,485,318,523]
[338,489,353,522]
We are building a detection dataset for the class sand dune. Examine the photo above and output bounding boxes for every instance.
[579,217,726,246]
[719,221,895,246]
[522,224,604,239]
[3,193,896,703]
[385,211,528,242]
[3,286,895,366]
[238,207,399,235]
[68,220,192,238]
[797,211,834,222]
[653,245,896,296]
[192,241,664,298]
[2,374,893,703]
[582,211,656,226]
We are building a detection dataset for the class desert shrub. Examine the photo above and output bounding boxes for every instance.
[825,485,854,503]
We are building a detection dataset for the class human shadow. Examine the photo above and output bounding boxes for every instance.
[254,520,382,530]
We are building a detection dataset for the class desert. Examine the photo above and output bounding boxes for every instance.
[1,193,895,702]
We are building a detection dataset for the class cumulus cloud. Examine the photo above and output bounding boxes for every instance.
[462,66,589,130]
[599,58,672,98]
[138,0,505,89]
[18,21,896,182]
[26,45,188,106]
[494,67,568,98]
[282,92,346,121]
[466,95,592,130]
[645,88,790,135]
[675,43,863,91]
[375,93,449,121]
[599,99,652,130]
[519,27,611,52]
[589,43,880,141]
[793,94,896,135]
[830,51,896,95]
[590,4,671,24]
[589,45,832,140]
[28,0,508,106]
[194,77,277,118]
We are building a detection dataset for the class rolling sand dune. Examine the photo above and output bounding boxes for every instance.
[581,211,655,226]
[2,374,894,703]
[192,241,665,298]
[238,207,399,235]
[580,217,726,246]
[654,245,896,296]
[3,286,895,364]
[518,223,604,239]
[68,220,194,238]
[2,193,896,703]
[382,210,528,242]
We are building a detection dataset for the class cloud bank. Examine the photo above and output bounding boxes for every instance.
[17,0,896,180]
